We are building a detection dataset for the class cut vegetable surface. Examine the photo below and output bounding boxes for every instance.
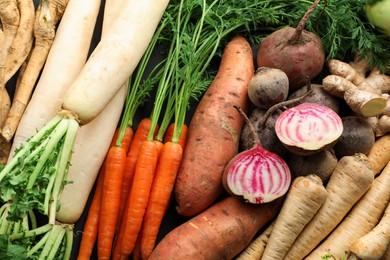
[275,103,343,155]
[223,106,291,204]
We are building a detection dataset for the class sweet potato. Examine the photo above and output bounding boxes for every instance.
[174,35,254,216]
[148,196,282,259]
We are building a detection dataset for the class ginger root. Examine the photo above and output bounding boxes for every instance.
[323,58,390,120]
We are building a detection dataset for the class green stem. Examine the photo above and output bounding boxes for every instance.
[0,205,9,234]
[47,226,66,260]
[27,231,50,257]
[49,118,78,224]
[44,165,57,216]
[28,210,37,230]
[63,228,73,260]
[38,224,62,260]
[9,223,53,240]
[26,118,69,189]
[0,115,62,182]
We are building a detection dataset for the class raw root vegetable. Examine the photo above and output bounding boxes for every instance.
[174,35,254,216]
[77,167,104,260]
[0,0,19,86]
[223,106,291,204]
[306,160,390,259]
[287,83,340,114]
[0,0,168,257]
[3,0,35,84]
[247,67,289,109]
[1,0,68,144]
[284,153,375,259]
[327,58,390,94]
[275,103,343,155]
[262,175,327,260]
[236,221,275,260]
[285,149,337,184]
[366,134,390,175]
[148,196,282,260]
[347,202,390,260]
[10,0,101,157]
[0,0,19,137]
[365,114,390,137]
[323,58,390,117]
[56,0,126,224]
[333,116,375,158]
[256,0,325,89]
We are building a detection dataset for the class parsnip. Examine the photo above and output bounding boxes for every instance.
[285,154,375,259]
[262,175,327,260]
[4,0,35,84]
[366,134,390,175]
[348,202,390,260]
[9,0,101,156]
[236,221,275,260]
[306,160,390,259]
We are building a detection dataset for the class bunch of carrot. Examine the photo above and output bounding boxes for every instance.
[0,0,68,163]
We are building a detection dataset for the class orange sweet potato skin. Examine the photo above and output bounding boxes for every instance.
[149,196,281,260]
[174,35,255,216]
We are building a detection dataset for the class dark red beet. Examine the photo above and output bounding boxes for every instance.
[257,0,325,89]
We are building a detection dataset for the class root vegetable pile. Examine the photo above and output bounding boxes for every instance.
[0,0,389,259]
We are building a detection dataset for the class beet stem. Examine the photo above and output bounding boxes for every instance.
[289,0,321,44]
[233,105,261,147]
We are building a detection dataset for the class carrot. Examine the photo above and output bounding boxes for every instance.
[148,196,282,259]
[1,0,68,143]
[115,117,158,234]
[174,35,254,216]
[285,153,375,259]
[139,141,183,259]
[4,0,35,84]
[77,167,105,260]
[367,134,390,175]
[262,174,327,260]
[306,160,390,259]
[97,146,127,259]
[132,234,143,260]
[118,140,160,258]
[163,122,188,150]
[347,201,390,260]
[235,221,275,260]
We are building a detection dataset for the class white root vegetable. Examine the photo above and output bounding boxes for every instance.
[347,202,390,260]
[4,0,35,84]
[56,0,128,224]
[61,0,169,124]
[235,221,275,260]
[306,160,390,259]
[366,134,390,175]
[10,0,101,156]
[285,154,374,259]
[262,174,327,260]
[7,0,101,226]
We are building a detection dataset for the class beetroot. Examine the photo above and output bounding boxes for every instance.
[257,0,325,89]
